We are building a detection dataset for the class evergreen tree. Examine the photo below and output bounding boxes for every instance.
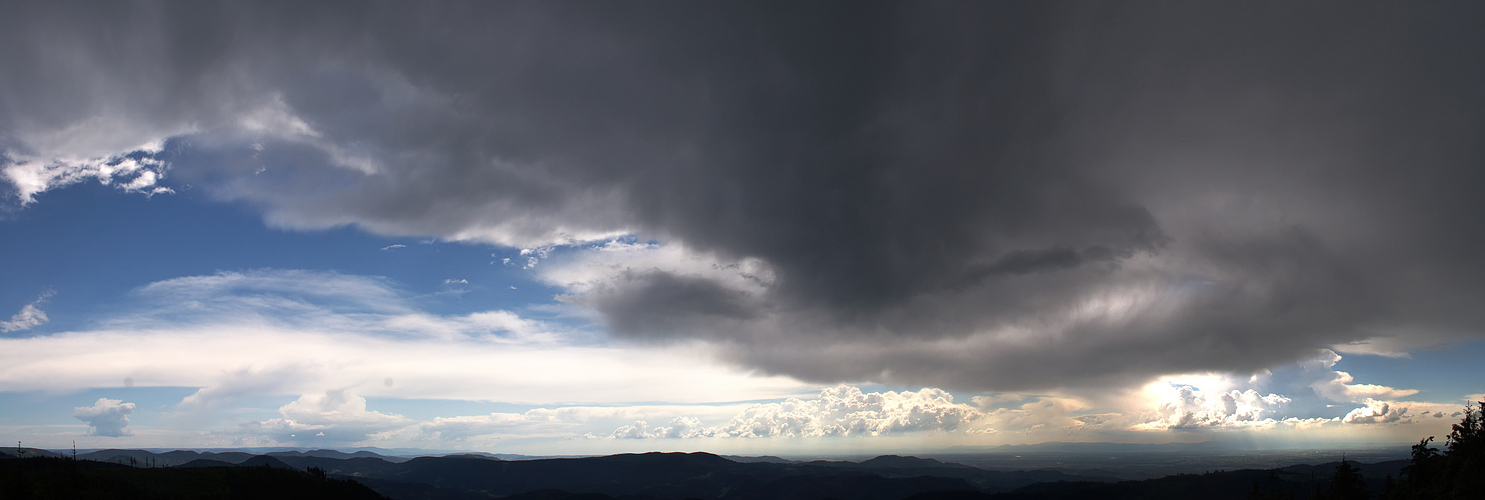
[1441,402,1484,498]
[1395,400,1485,499]
[1324,459,1368,500]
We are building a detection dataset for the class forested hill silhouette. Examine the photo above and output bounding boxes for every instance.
[0,456,387,499]
[0,450,1106,499]
[1,400,1479,499]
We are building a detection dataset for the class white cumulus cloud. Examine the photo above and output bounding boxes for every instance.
[73,398,135,437]
[603,385,981,439]
[240,390,411,445]
[1343,399,1410,424]
[1305,350,1420,403]
[1134,382,1291,430]
[610,416,712,439]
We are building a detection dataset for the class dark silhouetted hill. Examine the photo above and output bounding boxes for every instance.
[16,442,1469,500]
[237,454,296,468]
[337,451,1098,499]
[71,448,410,467]
[4,450,1117,499]
[722,455,795,464]
[499,490,618,500]
[269,449,415,462]
[176,458,238,468]
[0,448,64,459]
[0,456,387,499]
[342,475,501,500]
[905,469,1325,500]
[858,455,975,469]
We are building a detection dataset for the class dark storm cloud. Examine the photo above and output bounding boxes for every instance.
[564,269,764,339]
[4,1,1485,391]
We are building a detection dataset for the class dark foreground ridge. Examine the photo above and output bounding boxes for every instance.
[2,401,1480,500]
[0,456,387,499]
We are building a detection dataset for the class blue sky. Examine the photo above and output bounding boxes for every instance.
[2,1,1484,456]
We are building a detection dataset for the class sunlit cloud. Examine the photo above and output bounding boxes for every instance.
[74,398,135,437]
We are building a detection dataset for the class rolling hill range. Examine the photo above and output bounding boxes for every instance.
[3,448,1418,500]
[4,449,1126,499]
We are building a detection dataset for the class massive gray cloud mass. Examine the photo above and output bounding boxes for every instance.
[3,2,1484,391]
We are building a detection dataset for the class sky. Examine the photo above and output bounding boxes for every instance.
[2,1,1483,457]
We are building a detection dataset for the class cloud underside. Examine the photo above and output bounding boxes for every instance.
[5,2,1485,391]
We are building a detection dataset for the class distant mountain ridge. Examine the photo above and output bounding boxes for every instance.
[269,449,416,462]
[9,449,1115,499]
[6,448,1428,499]
[1,456,388,499]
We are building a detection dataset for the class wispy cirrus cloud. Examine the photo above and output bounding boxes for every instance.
[1,290,55,333]
[0,269,810,407]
